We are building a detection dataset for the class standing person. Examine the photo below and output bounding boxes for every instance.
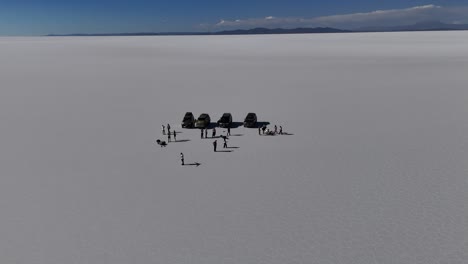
[205,128,208,138]
[173,130,177,142]
[227,127,231,136]
[212,127,216,138]
[162,125,166,135]
[213,140,217,152]
[168,131,171,142]
[279,126,283,135]
[180,153,184,165]
[200,129,204,139]
[167,124,171,135]
[274,125,278,134]
[223,137,228,148]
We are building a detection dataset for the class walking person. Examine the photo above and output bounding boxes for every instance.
[213,140,217,152]
[168,131,171,142]
[173,130,177,142]
[279,126,283,135]
[274,125,278,134]
[167,124,171,135]
[205,128,208,138]
[212,127,216,138]
[200,129,204,139]
[223,137,228,148]
[227,127,231,136]
[162,125,166,135]
[180,153,184,165]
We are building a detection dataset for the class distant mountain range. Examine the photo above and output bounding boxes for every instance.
[356,21,468,32]
[47,21,468,36]
[47,27,350,36]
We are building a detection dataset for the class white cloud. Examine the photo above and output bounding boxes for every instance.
[210,5,468,30]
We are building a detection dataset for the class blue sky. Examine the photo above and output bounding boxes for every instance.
[0,0,467,35]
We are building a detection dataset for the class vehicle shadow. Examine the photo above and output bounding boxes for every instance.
[230,122,243,129]
[229,134,243,137]
[255,121,271,128]
[206,123,218,129]
[215,150,233,153]
[226,146,239,149]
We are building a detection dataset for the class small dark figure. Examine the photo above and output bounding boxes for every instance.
[205,128,208,138]
[167,124,171,134]
[227,127,231,136]
[212,128,216,138]
[200,129,204,138]
[156,139,167,147]
[223,137,227,148]
[162,125,166,135]
[258,127,261,135]
[262,125,267,134]
[279,126,283,135]
[180,153,184,165]
[168,132,171,142]
[173,130,177,141]
[274,125,277,134]
[213,140,217,152]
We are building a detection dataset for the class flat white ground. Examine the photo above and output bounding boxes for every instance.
[0,32,467,264]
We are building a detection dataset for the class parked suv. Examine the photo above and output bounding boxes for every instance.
[243,113,257,128]
[195,113,211,128]
[181,112,195,128]
[217,113,233,128]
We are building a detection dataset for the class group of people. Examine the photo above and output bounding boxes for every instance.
[158,121,286,165]
[156,124,177,147]
[200,127,231,139]
[258,124,283,136]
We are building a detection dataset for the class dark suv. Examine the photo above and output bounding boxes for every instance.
[217,113,233,128]
[243,113,257,128]
[195,113,211,128]
[181,112,195,128]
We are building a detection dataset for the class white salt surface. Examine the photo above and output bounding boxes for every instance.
[0,32,467,263]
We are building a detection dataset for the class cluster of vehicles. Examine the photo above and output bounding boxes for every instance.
[181,112,258,129]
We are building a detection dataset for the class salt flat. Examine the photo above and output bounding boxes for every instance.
[0,32,467,264]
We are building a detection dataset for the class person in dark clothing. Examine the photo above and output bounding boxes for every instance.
[223,137,227,148]
[200,129,204,138]
[167,124,171,135]
[168,132,171,142]
[227,127,231,136]
[205,128,208,138]
[274,125,278,134]
[180,153,184,165]
[213,140,217,152]
[279,126,283,135]
[173,130,177,141]
[162,125,166,135]
[156,139,167,147]
[212,128,216,138]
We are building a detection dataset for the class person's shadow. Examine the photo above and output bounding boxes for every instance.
[173,139,191,143]
[215,150,233,153]
[184,162,201,167]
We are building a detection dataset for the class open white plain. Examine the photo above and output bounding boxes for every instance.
[0,31,467,264]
